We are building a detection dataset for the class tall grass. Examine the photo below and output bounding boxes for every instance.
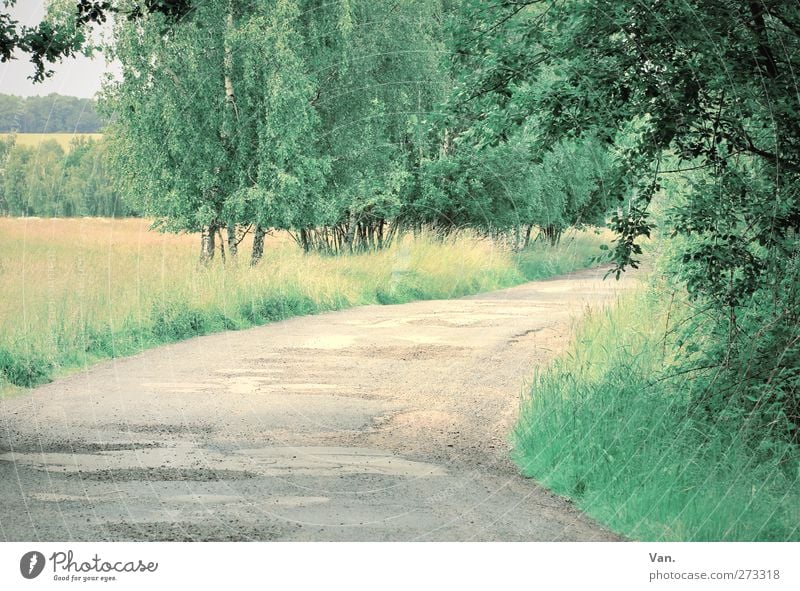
[511,283,800,541]
[0,218,608,392]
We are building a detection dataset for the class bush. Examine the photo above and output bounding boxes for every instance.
[0,347,52,387]
[150,302,208,341]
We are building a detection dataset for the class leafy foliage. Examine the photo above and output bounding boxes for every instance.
[102,0,450,255]
[452,0,800,439]
[0,0,192,81]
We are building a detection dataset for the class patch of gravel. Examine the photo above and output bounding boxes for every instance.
[0,440,162,454]
[107,423,216,435]
[68,467,259,482]
[102,520,292,541]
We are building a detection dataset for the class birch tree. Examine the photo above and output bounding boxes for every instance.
[103,0,324,264]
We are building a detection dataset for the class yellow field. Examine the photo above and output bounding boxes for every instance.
[0,218,512,388]
[0,133,104,151]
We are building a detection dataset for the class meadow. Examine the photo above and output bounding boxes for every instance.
[0,217,609,394]
[0,133,103,151]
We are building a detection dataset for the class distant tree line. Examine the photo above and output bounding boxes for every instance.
[0,94,104,133]
[0,136,134,217]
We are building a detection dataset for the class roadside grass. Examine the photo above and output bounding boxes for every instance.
[512,232,609,281]
[0,133,103,151]
[0,218,608,393]
[511,281,800,541]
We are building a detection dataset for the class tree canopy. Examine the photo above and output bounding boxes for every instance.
[102,0,452,259]
[447,0,800,439]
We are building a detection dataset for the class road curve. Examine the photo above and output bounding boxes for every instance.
[1,267,636,541]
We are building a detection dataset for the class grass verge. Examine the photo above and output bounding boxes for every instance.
[0,217,607,393]
[511,281,800,541]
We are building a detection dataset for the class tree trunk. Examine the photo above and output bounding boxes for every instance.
[748,1,778,78]
[299,228,310,253]
[200,225,216,264]
[217,227,226,263]
[542,224,561,246]
[523,223,534,249]
[223,2,237,114]
[345,211,357,253]
[227,223,238,260]
[251,225,266,266]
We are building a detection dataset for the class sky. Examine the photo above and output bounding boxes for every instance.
[0,0,119,99]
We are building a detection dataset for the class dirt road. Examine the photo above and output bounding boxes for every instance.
[0,267,636,541]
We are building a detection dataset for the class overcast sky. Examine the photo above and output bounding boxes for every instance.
[0,0,119,99]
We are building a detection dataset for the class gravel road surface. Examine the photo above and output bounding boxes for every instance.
[1,267,636,541]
